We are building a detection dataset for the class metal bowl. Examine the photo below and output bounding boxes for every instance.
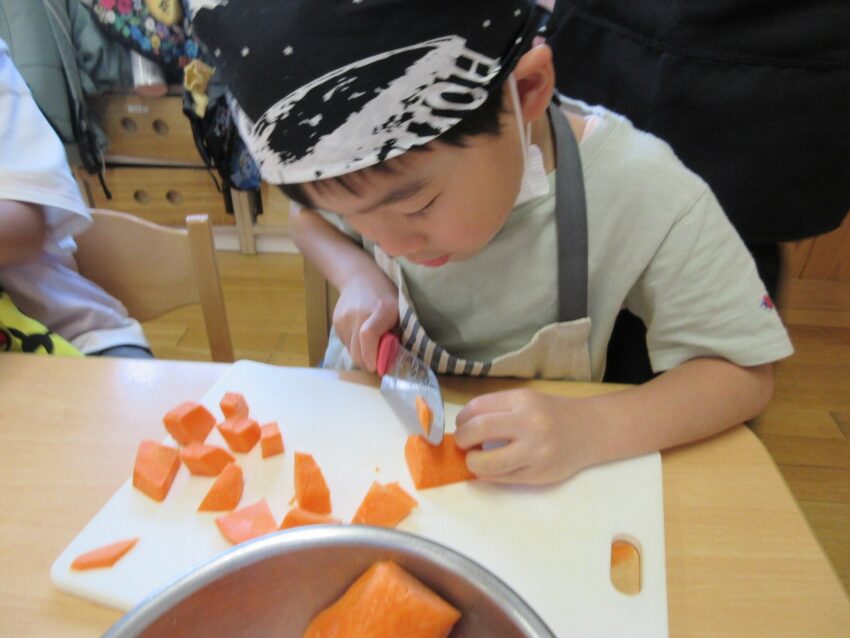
[104,526,555,638]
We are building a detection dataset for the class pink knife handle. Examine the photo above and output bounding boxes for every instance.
[377,332,400,377]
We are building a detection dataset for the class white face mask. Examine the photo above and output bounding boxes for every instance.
[507,74,550,207]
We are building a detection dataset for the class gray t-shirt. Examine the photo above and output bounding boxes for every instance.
[320,98,793,379]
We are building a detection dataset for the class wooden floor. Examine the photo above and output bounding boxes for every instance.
[143,252,850,593]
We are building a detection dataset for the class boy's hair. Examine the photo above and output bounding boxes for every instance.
[280,85,506,209]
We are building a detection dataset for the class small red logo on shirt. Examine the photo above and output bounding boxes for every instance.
[760,294,775,310]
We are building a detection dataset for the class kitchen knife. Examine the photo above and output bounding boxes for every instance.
[377,332,445,445]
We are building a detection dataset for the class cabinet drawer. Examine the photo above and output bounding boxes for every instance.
[80,167,234,227]
[90,94,203,165]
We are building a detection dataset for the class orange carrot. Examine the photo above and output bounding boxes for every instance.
[415,396,432,436]
[611,540,640,568]
[280,507,341,530]
[198,462,244,512]
[260,421,284,458]
[217,417,261,453]
[303,561,461,638]
[71,538,139,570]
[215,499,278,545]
[162,401,215,446]
[351,481,417,528]
[220,391,249,420]
[133,440,181,501]
[179,443,235,476]
[404,434,475,490]
[294,452,332,514]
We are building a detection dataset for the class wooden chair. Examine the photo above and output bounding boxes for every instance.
[303,259,339,366]
[74,209,235,362]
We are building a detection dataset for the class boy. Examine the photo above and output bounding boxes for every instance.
[0,38,151,357]
[191,1,792,484]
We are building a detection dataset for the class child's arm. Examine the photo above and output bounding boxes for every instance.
[454,357,774,484]
[289,205,398,370]
[0,200,47,266]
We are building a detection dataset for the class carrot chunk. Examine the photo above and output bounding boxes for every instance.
[162,401,215,446]
[351,481,417,528]
[71,538,138,570]
[219,391,249,420]
[217,417,261,453]
[415,396,432,436]
[280,507,341,530]
[215,499,278,545]
[294,452,332,514]
[260,421,284,458]
[303,561,461,638]
[198,462,244,512]
[404,434,475,490]
[179,443,235,476]
[133,440,181,501]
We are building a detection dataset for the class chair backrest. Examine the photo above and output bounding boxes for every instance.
[303,258,339,367]
[75,209,235,362]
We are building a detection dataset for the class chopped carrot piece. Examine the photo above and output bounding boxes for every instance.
[179,443,235,476]
[198,463,244,511]
[351,481,417,528]
[303,561,461,638]
[404,434,475,490]
[217,417,261,453]
[220,391,249,420]
[294,452,332,514]
[133,440,181,501]
[71,538,139,570]
[260,421,284,458]
[215,499,278,545]
[280,507,341,530]
[415,396,432,436]
[162,401,215,446]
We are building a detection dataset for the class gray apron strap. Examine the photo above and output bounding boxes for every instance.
[548,100,588,322]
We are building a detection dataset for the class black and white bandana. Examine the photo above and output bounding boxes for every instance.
[189,0,547,184]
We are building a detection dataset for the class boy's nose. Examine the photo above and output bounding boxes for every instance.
[375,231,427,259]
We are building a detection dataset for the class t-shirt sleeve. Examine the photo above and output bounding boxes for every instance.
[626,187,794,371]
[0,44,90,252]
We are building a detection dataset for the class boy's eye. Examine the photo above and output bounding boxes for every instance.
[406,196,438,219]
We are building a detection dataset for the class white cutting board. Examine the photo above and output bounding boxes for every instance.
[52,360,668,636]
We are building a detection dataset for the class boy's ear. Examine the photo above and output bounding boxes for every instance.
[510,44,556,124]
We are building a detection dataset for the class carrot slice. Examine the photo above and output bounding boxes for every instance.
[71,538,138,570]
[217,417,261,453]
[294,452,332,514]
[179,443,235,476]
[215,499,278,545]
[415,396,432,436]
[303,560,461,638]
[404,434,475,490]
[220,391,249,420]
[351,481,417,528]
[198,463,244,512]
[133,440,181,501]
[280,507,341,530]
[260,421,284,458]
[162,401,215,446]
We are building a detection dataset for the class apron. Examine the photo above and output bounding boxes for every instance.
[327,100,593,381]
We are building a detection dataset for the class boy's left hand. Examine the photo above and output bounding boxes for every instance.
[454,389,604,485]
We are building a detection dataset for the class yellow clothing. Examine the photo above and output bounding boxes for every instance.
[0,287,82,356]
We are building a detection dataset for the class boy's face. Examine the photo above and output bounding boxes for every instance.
[302,98,525,267]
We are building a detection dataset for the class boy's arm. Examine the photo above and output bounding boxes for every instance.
[455,357,774,484]
[0,200,47,266]
[289,205,398,370]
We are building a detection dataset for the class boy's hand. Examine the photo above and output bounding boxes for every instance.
[454,389,605,485]
[333,274,399,372]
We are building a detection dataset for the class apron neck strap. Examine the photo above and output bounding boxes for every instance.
[548,99,589,322]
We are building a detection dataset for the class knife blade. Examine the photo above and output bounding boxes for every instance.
[377,333,445,445]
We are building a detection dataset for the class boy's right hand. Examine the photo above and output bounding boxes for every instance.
[333,273,399,372]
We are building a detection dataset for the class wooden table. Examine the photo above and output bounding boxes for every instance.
[1,354,848,636]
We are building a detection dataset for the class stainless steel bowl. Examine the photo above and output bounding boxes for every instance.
[104,526,555,638]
